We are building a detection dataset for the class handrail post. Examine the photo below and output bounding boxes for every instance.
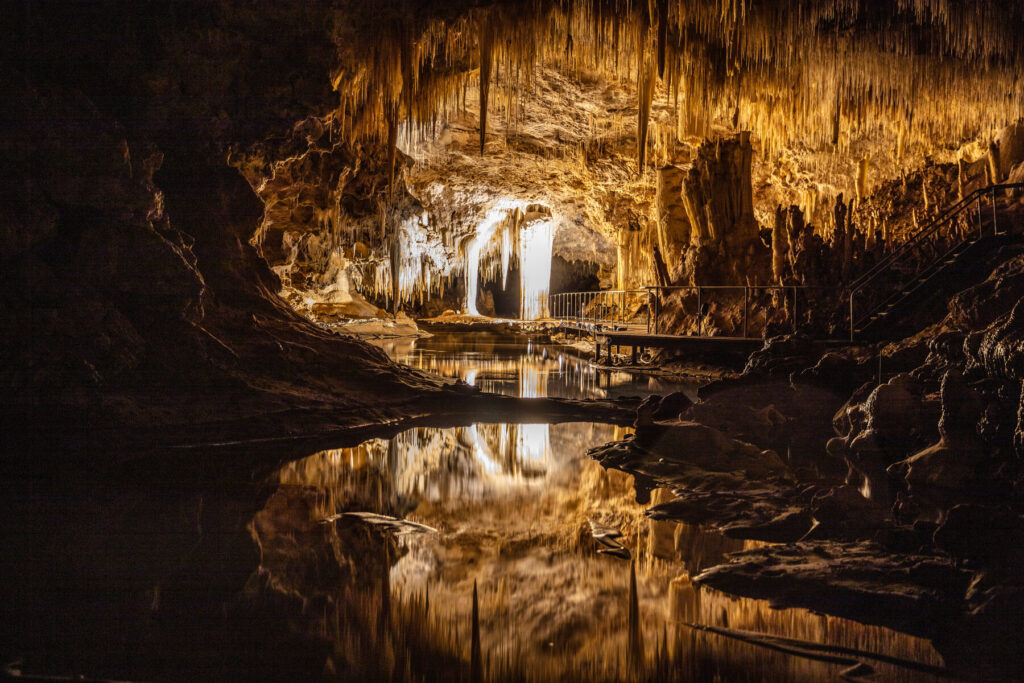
[654,289,660,335]
[697,287,702,336]
[849,292,855,342]
[991,185,998,236]
[977,193,983,237]
[646,290,651,334]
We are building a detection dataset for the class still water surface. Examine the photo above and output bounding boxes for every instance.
[274,332,945,681]
[2,332,946,681]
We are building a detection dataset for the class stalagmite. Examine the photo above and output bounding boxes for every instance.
[834,195,850,284]
[988,140,1002,184]
[856,156,870,203]
[772,205,788,285]
[656,164,690,279]
[679,133,763,285]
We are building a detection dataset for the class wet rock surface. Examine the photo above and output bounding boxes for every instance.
[584,244,1024,678]
[693,542,972,643]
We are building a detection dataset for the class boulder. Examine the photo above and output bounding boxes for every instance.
[888,370,984,520]
[969,297,1024,381]
[948,254,1024,331]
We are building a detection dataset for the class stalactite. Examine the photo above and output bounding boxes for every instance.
[637,47,657,170]
[325,1,1023,169]
[479,12,496,156]
[386,107,399,192]
[656,0,669,78]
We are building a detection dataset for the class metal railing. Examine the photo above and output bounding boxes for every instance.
[645,285,838,338]
[550,289,651,331]
[553,285,836,339]
[847,182,1024,340]
[551,183,1022,343]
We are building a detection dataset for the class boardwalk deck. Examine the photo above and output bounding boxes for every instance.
[548,319,765,363]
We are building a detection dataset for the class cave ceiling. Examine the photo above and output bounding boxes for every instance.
[11,0,1021,307]
[247,0,1024,307]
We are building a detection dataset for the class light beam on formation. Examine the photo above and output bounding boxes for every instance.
[519,217,554,320]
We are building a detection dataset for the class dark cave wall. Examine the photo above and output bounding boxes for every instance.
[0,0,455,448]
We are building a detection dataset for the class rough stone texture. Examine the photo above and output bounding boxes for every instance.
[693,541,971,643]
[655,164,690,280]
[887,370,985,520]
[825,374,940,504]
[948,252,1024,331]
[1017,382,1024,459]
[968,297,1024,381]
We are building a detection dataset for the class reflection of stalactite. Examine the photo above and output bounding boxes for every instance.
[627,561,644,673]
[470,580,482,683]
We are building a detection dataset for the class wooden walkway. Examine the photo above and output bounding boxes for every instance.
[548,319,765,362]
[592,331,764,363]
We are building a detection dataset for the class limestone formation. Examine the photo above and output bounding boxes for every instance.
[655,164,690,281]
[888,370,985,520]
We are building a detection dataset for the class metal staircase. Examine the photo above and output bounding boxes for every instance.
[846,183,1023,341]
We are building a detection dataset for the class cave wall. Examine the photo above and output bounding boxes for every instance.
[1,0,459,450]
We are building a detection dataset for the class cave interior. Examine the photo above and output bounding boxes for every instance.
[3,0,1024,680]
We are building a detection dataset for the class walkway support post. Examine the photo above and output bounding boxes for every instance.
[743,286,749,338]
[792,286,798,334]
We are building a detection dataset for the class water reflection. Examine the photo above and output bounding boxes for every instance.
[2,335,948,681]
[370,332,686,401]
[309,332,946,680]
[280,421,945,682]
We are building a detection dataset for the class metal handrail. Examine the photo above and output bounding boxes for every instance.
[551,184,1022,344]
[646,284,838,338]
[550,289,650,330]
[848,183,1023,292]
[847,182,1023,340]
